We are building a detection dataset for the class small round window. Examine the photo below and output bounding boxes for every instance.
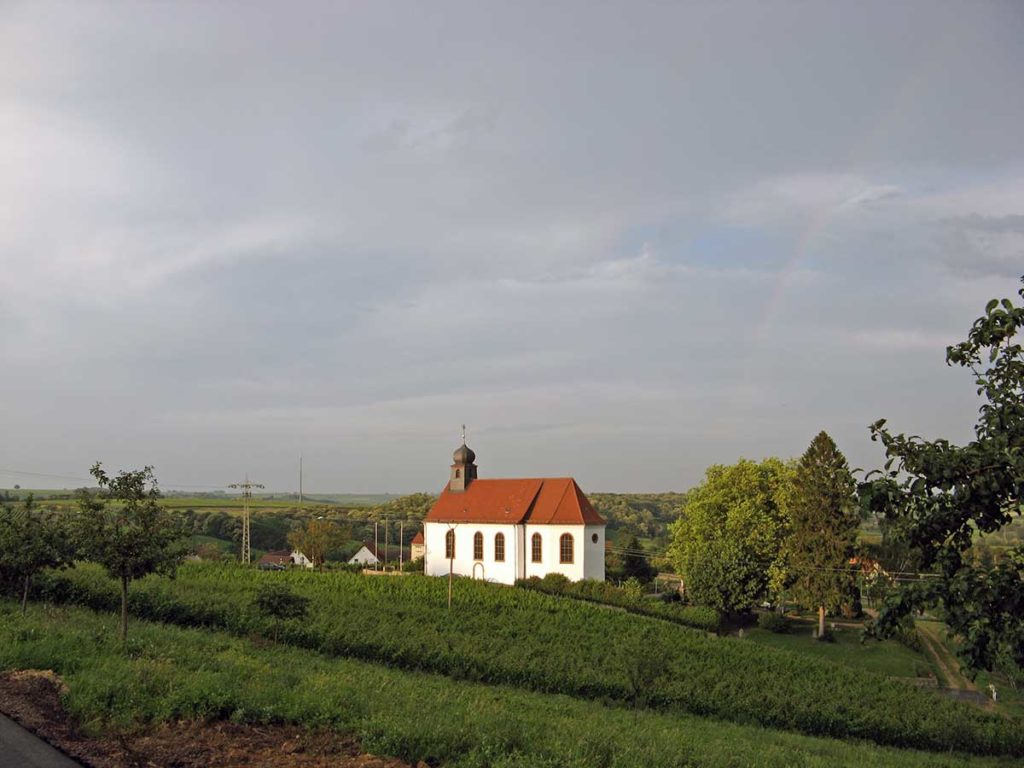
[591,533,599,543]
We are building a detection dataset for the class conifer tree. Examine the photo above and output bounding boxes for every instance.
[786,432,859,638]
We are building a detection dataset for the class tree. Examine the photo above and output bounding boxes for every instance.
[620,535,657,583]
[0,495,69,613]
[668,459,793,614]
[253,582,309,641]
[287,518,349,570]
[861,277,1024,671]
[74,464,186,644]
[786,432,860,638]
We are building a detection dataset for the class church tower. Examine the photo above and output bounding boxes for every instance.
[449,428,477,492]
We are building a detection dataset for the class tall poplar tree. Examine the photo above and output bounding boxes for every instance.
[786,432,859,638]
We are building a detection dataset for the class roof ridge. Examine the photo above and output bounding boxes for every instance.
[521,480,544,522]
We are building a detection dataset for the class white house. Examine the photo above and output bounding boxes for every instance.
[256,549,314,569]
[423,440,605,585]
[348,542,381,566]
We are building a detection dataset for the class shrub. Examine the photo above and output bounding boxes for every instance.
[757,612,790,634]
[893,619,923,653]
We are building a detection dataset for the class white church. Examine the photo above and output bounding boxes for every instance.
[422,438,606,584]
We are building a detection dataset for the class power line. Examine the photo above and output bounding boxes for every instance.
[0,466,226,490]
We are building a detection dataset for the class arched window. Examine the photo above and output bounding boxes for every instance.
[445,529,455,559]
[531,532,543,563]
[473,531,484,560]
[494,532,505,562]
[560,533,574,564]
[455,468,461,478]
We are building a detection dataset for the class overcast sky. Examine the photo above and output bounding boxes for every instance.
[2,1,1022,494]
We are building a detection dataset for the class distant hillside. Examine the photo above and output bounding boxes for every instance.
[588,492,687,538]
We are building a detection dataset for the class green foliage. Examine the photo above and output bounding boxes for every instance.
[0,494,69,611]
[620,535,657,583]
[787,432,860,623]
[72,463,187,642]
[668,459,794,613]
[4,601,1018,768]
[515,576,719,631]
[253,583,310,622]
[893,619,923,654]
[286,518,349,569]
[31,562,1023,756]
[757,612,790,634]
[861,278,1024,671]
[622,577,644,602]
[587,493,688,538]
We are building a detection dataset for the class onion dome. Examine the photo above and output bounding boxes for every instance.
[453,442,476,465]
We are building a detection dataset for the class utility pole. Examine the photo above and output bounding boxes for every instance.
[385,517,389,571]
[374,520,379,571]
[299,454,303,516]
[228,474,264,565]
[399,520,404,571]
[447,521,459,610]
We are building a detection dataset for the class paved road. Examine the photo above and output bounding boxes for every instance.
[0,714,82,767]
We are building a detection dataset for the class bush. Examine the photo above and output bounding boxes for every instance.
[757,612,789,634]
[893,619,923,653]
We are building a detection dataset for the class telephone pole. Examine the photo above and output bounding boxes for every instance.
[228,474,264,565]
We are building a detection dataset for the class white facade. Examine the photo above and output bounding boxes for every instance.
[290,550,314,569]
[424,521,604,585]
[348,545,380,565]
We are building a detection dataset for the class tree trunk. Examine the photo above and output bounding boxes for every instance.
[818,605,826,638]
[120,575,130,646]
[21,575,30,614]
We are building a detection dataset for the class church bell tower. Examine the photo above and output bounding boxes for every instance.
[449,425,477,492]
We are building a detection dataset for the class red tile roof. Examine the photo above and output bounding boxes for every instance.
[257,550,292,566]
[425,478,605,526]
[410,531,424,545]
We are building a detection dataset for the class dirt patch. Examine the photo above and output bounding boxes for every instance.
[0,670,422,768]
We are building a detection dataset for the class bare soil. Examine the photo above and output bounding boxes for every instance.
[0,670,423,768]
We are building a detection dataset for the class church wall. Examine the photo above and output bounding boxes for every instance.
[583,524,606,581]
[523,524,589,581]
[423,521,521,585]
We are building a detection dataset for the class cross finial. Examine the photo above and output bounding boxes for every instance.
[461,423,466,443]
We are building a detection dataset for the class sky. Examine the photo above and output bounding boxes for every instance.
[2,1,1023,494]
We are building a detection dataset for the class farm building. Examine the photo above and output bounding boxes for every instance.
[256,550,314,569]
[348,542,382,566]
[423,439,605,584]
[410,531,425,561]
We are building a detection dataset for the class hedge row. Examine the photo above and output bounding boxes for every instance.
[514,574,720,631]
[30,563,1024,757]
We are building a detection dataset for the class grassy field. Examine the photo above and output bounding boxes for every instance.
[1,600,1017,768]
[32,563,1023,756]
[744,625,933,679]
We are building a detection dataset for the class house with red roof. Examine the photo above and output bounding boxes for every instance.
[422,438,606,584]
[410,531,425,562]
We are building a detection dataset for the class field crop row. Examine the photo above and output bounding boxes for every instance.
[31,563,1024,757]
[5,601,1017,768]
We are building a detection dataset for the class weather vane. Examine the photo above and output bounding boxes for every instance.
[461,423,467,443]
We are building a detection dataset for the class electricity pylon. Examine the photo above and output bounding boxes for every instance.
[228,474,264,564]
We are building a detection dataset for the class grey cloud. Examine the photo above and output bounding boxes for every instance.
[1,1,1022,491]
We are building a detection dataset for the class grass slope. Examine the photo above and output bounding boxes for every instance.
[0,601,1016,768]
[34,563,1023,756]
